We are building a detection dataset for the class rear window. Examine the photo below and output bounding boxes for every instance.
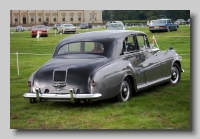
[57,42,104,55]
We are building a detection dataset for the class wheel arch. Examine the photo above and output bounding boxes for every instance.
[124,74,137,94]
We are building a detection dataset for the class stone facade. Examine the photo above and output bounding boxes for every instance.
[10,10,103,26]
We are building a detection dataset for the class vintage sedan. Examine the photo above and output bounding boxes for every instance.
[149,19,178,33]
[57,24,76,34]
[23,30,184,104]
[31,25,48,38]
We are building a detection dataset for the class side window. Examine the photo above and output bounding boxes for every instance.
[137,35,149,50]
[123,35,136,52]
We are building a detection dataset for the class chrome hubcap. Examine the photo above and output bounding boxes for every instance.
[171,67,179,83]
[121,81,130,101]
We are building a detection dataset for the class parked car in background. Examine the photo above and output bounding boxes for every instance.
[16,25,24,32]
[149,19,178,33]
[88,24,93,28]
[107,22,125,30]
[57,24,76,34]
[80,22,89,29]
[23,30,184,104]
[105,21,124,28]
[31,25,48,38]
[53,23,61,31]
[175,19,187,25]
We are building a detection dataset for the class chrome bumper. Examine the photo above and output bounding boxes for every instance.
[23,88,102,103]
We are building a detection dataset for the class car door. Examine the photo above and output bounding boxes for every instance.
[168,19,175,30]
[136,34,162,86]
[122,35,146,89]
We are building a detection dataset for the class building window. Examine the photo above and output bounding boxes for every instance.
[78,15,81,21]
[62,15,65,21]
[53,15,57,22]
[70,15,73,21]
[15,16,18,22]
[38,15,41,22]
[92,11,95,20]
[46,16,49,22]
[31,15,34,22]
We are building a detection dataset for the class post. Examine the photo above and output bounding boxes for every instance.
[16,52,19,75]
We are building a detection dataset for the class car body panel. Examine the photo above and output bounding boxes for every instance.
[23,30,183,103]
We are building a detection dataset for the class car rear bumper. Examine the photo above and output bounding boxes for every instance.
[149,28,167,31]
[23,88,102,103]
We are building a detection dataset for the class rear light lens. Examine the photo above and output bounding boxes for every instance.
[159,26,165,28]
[28,81,31,87]
[91,80,96,87]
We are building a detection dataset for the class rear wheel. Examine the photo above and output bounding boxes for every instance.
[117,77,132,102]
[170,63,181,84]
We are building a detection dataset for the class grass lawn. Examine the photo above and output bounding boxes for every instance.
[10,25,190,129]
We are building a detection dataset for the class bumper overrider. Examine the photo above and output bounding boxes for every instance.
[23,88,102,103]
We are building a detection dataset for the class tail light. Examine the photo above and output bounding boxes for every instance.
[28,81,31,87]
[159,26,165,28]
[91,80,96,87]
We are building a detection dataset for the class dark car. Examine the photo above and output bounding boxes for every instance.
[53,23,61,31]
[23,30,184,104]
[88,24,93,28]
[149,19,178,33]
[16,25,24,32]
[31,25,48,38]
[80,22,89,29]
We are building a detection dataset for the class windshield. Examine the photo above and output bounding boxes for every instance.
[107,23,124,30]
[57,42,104,55]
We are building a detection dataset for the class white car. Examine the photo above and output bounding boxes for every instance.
[57,24,76,34]
[107,22,125,30]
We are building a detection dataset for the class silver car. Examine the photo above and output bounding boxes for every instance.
[23,30,184,104]
[57,24,76,34]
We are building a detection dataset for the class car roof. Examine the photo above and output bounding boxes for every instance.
[58,30,144,45]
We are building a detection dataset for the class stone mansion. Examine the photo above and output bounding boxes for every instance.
[10,10,103,26]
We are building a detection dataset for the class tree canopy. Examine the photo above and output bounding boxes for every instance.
[102,10,190,21]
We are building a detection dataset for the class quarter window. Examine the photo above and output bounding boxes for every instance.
[137,35,149,50]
